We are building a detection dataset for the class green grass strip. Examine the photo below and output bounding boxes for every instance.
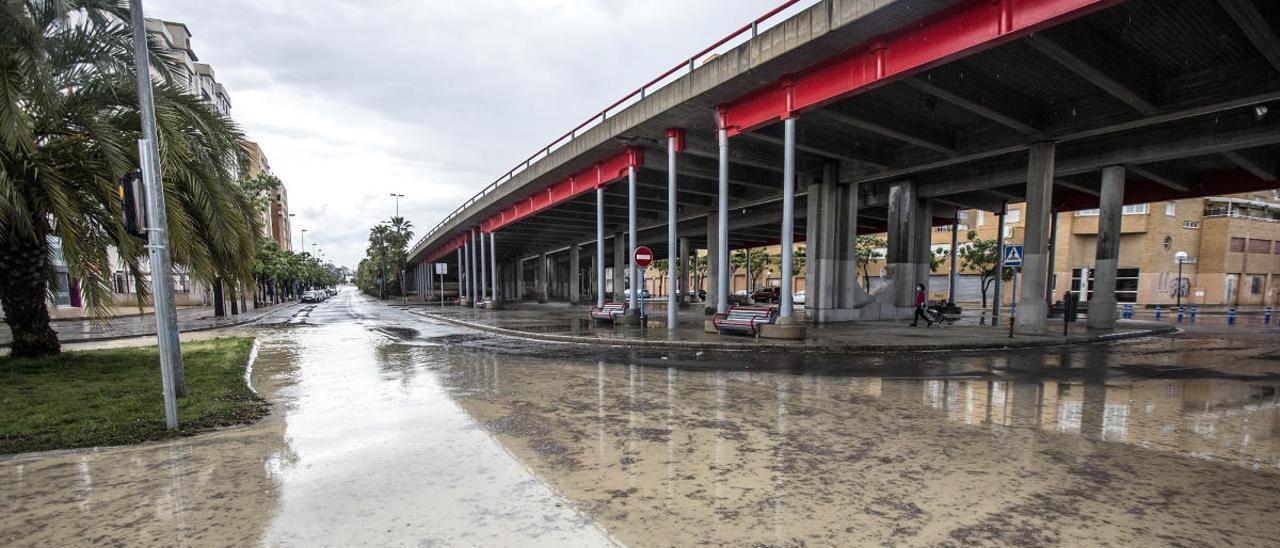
[0,337,268,455]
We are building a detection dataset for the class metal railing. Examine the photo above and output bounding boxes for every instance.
[412,0,807,256]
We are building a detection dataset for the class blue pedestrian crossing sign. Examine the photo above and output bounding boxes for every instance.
[1003,245,1024,267]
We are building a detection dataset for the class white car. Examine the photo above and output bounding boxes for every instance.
[793,290,806,305]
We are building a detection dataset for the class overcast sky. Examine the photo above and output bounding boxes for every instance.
[146,0,816,268]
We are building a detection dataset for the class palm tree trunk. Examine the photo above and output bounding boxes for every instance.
[0,231,61,357]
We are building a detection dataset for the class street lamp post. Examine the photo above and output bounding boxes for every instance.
[1175,251,1188,311]
[390,193,405,217]
[300,229,307,252]
[289,213,297,251]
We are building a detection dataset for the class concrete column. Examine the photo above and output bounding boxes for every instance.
[948,209,959,305]
[1016,142,1056,334]
[569,243,581,305]
[516,258,526,300]
[1046,208,1059,305]
[678,237,690,305]
[805,170,831,315]
[1087,166,1125,329]
[993,205,1006,325]
[596,186,605,308]
[536,251,548,303]
[705,214,719,314]
[612,233,625,303]
[885,180,920,309]
[779,116,798,319]
[912,197,934,298]
[716,127,730,315]
[490,232,499,303]
[627,165,638,313]
[836,174,862,309]
[457,249,465,304]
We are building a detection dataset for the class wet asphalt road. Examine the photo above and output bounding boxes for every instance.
[2,289,1279,546]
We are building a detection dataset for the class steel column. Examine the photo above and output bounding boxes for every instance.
[479,230,488,303]
[596,187,605,308]
[490,232,499,302]
[779,117,797,318]
[667,131,680,328]
[457,248,464,303]
[716,128,730,315]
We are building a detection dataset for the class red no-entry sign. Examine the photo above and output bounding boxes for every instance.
[633,246,653,268]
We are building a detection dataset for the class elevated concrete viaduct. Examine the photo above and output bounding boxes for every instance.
[408,0,1280,336]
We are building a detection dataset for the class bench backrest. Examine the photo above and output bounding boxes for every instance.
[726,307,774,321]
[600,303,625,310]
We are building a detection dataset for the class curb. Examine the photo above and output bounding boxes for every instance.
[409,309,1177,354]
[0,303,302,349]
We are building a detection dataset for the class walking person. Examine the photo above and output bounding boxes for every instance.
[910,283,932,327]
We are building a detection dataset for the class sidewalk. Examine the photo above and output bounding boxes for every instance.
[0,301,301,346]
[401,301,1176,353]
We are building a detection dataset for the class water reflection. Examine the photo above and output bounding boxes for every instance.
[438,351,1280,547]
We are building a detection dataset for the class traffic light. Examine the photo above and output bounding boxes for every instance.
[120,170,147,237]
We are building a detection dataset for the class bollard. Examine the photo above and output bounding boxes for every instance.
[1177,306,1184,322]
[1154,304,1162,320]
[1227,308,1236,325]
[1122,304,1133,319]
[1266,306,1273,325]
[1190,305,1198,322]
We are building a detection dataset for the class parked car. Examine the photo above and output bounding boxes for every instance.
[688,289,707,300]
[302,290,324,303]
[750,287,779,303]
[624,288,651,299]
[793,290,806,306]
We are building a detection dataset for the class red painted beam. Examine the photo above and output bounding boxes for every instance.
[425,232,470,264]
[480,147,643,234]
[718,0,1123,135]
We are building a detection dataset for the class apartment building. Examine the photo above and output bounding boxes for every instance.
[245,141,292,251]
[916,190,1280,307]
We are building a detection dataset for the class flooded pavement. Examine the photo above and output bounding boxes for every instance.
[3,291,1279,546]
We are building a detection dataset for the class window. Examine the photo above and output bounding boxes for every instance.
[1166,201,1176,216]
[1003,227,1013,238]
[1071,268,1095,300]
[1274,241,1280,255]
[1248,239,1272,253]
[113,272,128,294]
[1116,268,1140,303]
[1182,221,1199,229]
[958,211,970,220]
[1075,209,1099,216]
[1163,236,1172,251]
[1230,237,1246,252]
[1251,275,1263,295]
[977,211,985,225]
[1123,204,1149,214]
[1006,208,1021,223]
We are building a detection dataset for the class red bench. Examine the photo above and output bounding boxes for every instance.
[590,302,626,323]
[712,306,778,336]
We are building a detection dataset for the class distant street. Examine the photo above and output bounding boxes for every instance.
[3,289,1278,546]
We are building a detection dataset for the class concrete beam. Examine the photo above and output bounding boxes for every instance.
[1026,35,1157,115]
[1221,150,1276,181]
[739,131,887,170]
[684,144,784,174]
[810,109,957,156]
[1054,179,1099,196]
[903,78,1040,135]
[1126,165,1188,192]
[916,126,1280,198]
[1218,0,1280,74]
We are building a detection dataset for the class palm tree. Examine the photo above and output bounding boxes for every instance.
[0,1,261,357]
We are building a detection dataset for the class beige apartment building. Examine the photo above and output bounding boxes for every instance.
[245,141,292,251]
[921,191,1280,307]
[642,190,1280,308]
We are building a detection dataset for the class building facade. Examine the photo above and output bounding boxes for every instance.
[245,141,292,251]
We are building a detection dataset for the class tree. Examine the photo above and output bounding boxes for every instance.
[651,259,668,297]
[957,230,1012,308]
[0,1,261,357]
[358,217,412,299]
[732,248,773,289]
[855,236,887,285]
[692,255,708,292]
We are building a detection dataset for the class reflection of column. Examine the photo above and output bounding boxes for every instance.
[666,367,676,508]
[1081,348,1109,440]
[628,364,638,489]
[714,371,726,511]
[773,378,789,545]
[598,361,606,472]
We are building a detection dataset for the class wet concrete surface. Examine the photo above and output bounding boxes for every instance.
[3,290,1279,546]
